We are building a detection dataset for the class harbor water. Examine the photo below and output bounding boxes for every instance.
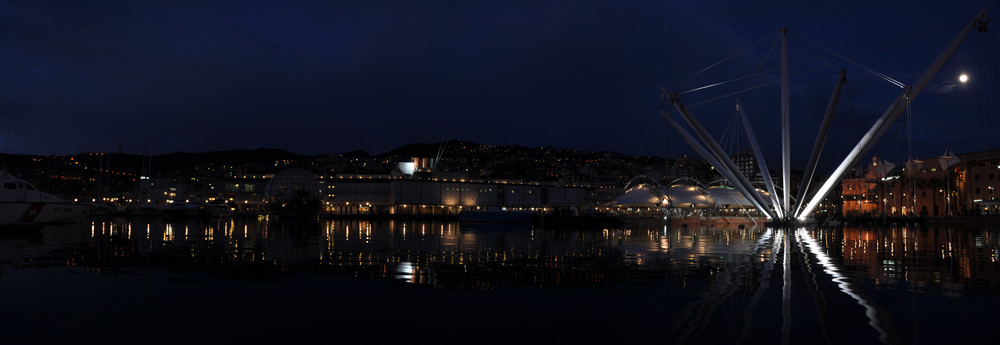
[1,217,997,344]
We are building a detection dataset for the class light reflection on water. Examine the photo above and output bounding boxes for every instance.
[0,218,998,344]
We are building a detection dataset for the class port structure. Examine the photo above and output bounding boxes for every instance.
[661,8,990,222]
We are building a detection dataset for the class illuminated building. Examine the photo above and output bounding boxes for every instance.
[959,149,1000,214]
[329,174,586,215]
[841,149,1000,217]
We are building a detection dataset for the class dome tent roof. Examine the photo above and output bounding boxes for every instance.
[708,186,754,209]
[666,184,716,209]
[611,184,665,207]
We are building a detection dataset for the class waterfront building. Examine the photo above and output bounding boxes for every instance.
[959,149,1000,214]
[330,174,587,215]
[840,157,890,217]
[731,149,766,189]
[841,149,1000,217]
[265,169,324,216]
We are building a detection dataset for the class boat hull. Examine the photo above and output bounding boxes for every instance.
[0,202,91,224]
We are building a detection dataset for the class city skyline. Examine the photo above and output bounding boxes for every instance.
[1,1,996,171]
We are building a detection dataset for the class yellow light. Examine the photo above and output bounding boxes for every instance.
[959,74,969,83]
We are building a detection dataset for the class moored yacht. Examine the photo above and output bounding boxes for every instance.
[159,201,204,217]
[204,199,234,217]
[0,171,91,224]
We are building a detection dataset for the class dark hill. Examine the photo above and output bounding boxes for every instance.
[336,149,373,158]
[153,148,303,172]
[378,140,480,158]
[66,148,306,176]
[378,142,442,158]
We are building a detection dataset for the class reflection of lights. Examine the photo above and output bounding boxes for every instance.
[796,228,889,343]
[164,224,174,241]
[395,262,419,284]
[782,229,791,343]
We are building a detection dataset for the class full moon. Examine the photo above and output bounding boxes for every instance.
[960,74,969,83]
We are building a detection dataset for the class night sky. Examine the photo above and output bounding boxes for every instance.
[1,1,997,170]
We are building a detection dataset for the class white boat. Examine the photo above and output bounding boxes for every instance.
[204,199,233,217]
[0,171,91,224]
[118,202,159,216]
[159,201,204,217]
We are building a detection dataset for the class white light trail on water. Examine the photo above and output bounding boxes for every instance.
[796,228,890,344]
[781,229,791,345]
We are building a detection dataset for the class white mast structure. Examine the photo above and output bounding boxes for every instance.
[780,27,791,218]
[662,8,989,222]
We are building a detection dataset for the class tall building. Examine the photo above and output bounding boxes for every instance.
[731,149,764,188]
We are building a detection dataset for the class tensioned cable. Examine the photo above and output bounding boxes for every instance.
[679,54,853,95]
[791,32,904,88]
[670,32,780,87]
[789,34,845,73]
[720,105,746,155]
[791,20,964,88]
[677,22,965,96]
[985,21,1000,148]
[721,109,734,153]
[742,36,781,93]
[907,92,915,214]
[843,80,861,174]
[679,57,817,95]
[976,26,986,142]
[973,20,999,148]
[836,20,966,61]
[682,64,831,109]
[735,37,779,191]
[786,20,964,84]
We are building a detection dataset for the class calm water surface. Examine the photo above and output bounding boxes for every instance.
[1,217,998,344]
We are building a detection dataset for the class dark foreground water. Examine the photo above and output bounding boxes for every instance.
[1,217,998,344]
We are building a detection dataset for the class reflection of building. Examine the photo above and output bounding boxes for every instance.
[34,218,1000,298]
[838,226,999,288]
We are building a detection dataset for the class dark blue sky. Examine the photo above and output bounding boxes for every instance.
[1,0,996,170]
